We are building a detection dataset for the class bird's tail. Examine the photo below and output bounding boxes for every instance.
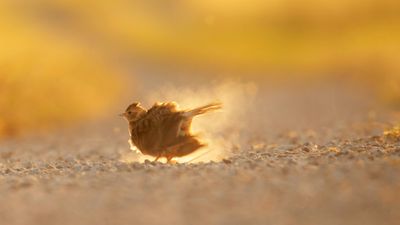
[183,102,222,117]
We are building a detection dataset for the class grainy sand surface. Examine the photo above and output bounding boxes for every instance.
[1,83,399,225]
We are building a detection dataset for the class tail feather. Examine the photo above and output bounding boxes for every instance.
[183,102,222,117]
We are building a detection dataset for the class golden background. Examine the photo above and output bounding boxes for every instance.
[1,0,399,137]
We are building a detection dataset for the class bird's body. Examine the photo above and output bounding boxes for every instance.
[121,102,221,162]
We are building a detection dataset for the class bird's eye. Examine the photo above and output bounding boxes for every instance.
[128,111,132,114]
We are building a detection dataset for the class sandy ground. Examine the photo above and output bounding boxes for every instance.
[0,82,399,225]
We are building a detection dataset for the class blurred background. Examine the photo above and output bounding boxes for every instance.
[1,0,399,139]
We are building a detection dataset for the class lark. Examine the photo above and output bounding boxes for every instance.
[121,101,222,163]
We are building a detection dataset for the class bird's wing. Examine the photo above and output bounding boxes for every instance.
[133,102,179,132]
[146,102,179,119]
[147,102,185,145]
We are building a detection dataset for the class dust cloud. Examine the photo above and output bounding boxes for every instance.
[121,80,258,163]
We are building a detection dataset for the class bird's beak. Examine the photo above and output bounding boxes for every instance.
[119,113,125,117]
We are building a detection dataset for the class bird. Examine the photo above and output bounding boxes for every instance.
[121,101,222,163]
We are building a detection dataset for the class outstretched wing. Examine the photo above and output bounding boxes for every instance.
[146,102,180,121]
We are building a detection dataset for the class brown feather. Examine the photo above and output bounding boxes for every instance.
[123,101,221,162]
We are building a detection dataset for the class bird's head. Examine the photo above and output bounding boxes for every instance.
[120,102,146,122]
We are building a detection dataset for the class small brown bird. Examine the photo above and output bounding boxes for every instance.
[121,101,222,163]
